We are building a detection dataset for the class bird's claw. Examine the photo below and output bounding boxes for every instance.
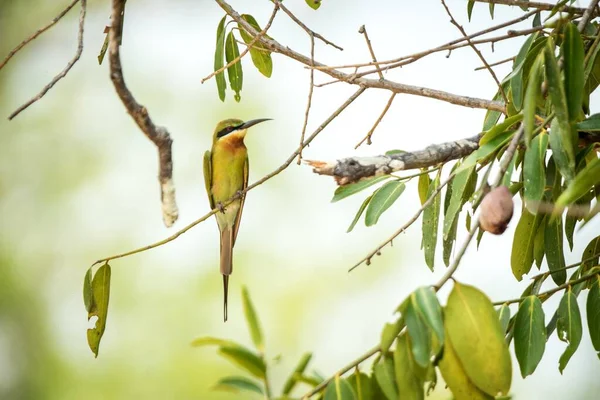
[216,202,226,213]
[235,190,244,200]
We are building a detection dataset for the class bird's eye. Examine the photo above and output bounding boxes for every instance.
[217,126,236,138]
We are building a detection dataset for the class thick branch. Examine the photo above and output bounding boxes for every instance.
[307,135,481,185]
[109,0,178,227]
[215,0,505,113]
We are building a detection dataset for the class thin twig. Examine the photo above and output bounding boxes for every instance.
[493,271,600,306]
[474,56,514,71]
[92,88,366,266]
[529,252,600,281]
[0,0,80,71]
[8,0,86,120]
[297,33,315,165]
[275,0,343,51]
[108,0,178,227]
[355,92,396,148]
[441,0,508,104]
[216,0,505,113]
[474,0,596,15]
[301,345,380,399]
[358,25,383,80]
[201,3,280,84]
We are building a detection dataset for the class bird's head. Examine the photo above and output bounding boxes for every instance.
[213,118,271,142]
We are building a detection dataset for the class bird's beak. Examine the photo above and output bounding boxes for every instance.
[238,118,272,130]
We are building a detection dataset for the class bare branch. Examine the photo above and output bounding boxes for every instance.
[308,135,481,185]
[475,55,514,71]
[297,33,316,164]
[355,92,396,148]
[216,0,505,113]
[358,25,383,80]
[474,0,596,15]
[8,0,86,120]
[275,0,343,51]
[0,0,80,71]
[577,0,600,32]
[441,0,508,104]
[108,0,178,227]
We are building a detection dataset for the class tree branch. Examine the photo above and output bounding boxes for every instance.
[307,135,481,185]
[215,0,505,113]
[109,0,178,227]
[7,0,86,120]
[474,0,597,15]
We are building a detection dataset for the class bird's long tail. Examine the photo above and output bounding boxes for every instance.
[220,227,233,322]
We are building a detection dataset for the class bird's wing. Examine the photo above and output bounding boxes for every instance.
[232,155,249,245]
[203,150,215,209]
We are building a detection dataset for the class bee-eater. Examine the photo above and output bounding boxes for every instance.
[204,118,271,322]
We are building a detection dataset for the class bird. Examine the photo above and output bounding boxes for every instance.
[203,118,271,322]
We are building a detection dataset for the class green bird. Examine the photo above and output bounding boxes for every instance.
[204,118,271,321]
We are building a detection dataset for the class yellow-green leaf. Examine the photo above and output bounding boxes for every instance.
[324,375,356,400]
[347,195,372,233]
[241,286,264,352]
[97,31,109,65]
[213,376,263,395]
[282,353,313,395]
[443,167,474,240]
[365,181,405,226]
[576,113,600,131]
[555,157,600,207]
[586,275,600,355]
[86,263,111,358]
[374,355,397,400]
[511,210,542,280]
[417,172,430,205]
[534,217,546,268]
[514,296,546,377]
[404,300,431,368]
[413,287,444,348]
[523,132,548,203]
[544,217,567,285]
[557,289,582,373]
[456,131,513,175]
[380,318,404,354]
[332,175,390,202]
[239,14,273,78]
[394,333,424,400]
[445,282,512,396]
[497,304,511,334]
[214,15,227,102]
[511,34,538,111]
[422,175,441,270]
[218,346,267,379]
[225,31,243,102]
[348,372,374,400]
[83,267,93,313]
[581,235,600,275]
[563,23,584,122]
[479,114,522,145]
[305,0,322,10]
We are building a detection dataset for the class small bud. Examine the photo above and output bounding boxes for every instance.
[479,186,514,235]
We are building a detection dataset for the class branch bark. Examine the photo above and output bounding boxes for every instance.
[307,135,481,185]
[109,0,178,227]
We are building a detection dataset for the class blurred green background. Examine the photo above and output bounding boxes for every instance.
[1,0,599,399]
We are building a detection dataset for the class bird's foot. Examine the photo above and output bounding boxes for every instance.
[216,202,226,213]
[234,190,245,200]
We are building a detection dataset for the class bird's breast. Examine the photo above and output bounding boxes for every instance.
[210,143,247,204]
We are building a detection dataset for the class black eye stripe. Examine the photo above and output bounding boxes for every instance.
[216,125,239,138]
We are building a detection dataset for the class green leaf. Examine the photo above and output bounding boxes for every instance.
[562,23,584,122]
[225,30,243,102]
[348,372,374,400]
[437,326,493,400]
[443,167,474,240]
[576,113,600,131]
[482,83,508,130]
[417,172,430,206]
[445,282,512,396]
[239,15,273,78]
[404,300,431,368]
[324,375,356,400]
[332,175,390,202]
[523,53,544,145]
[455,131,512,176]
[191,336,242,348]
[511,33,538,111]
[394,333,425,400]
[545,39,577,181]
[489,2,495,18]
[214,15,227,102]
[347,195,372,233]
[443,216,458,267]
[282,353,313,395]
[581,236,600,275]
[86,263,111,358]
[373,355,397,400]
[365,181,406,226]
[305,0,322,10]
[467,0,475,21]
[564,215,576,251]
[97,30,109,65]
[241,286,264,352]
[557,289,582,373]
[544,217,567,285]
[556,157,600,207]
[523,132,548,203]
[514,296,546,377]
[381,318,404,354]
[422,175,441,270]
[480,114,523,146]
[413,287,444,347]
[586,275,600,355]
[497,304,511,334]
[511,209,543,280]
[218,346,267,379]
[534,217,546,268]
[532,12,541,27]
[83,267,93,313]
[213,376,263,395]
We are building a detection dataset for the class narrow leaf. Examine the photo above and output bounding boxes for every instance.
[586,275,600,355]
[544,217,567,285]
[218,346,267,379]
[332,175,390,202]
[556,157,600,207]
[523,53,544,145]
[86,263,111,358]
[381,318,404,354]
[348,372,374,400]
[576,113,600,131]
[480,114,523,145]
[523,132,548,203]
[533,216,546,268]
[83,267,93,313]
[511,210,543,280]
[225,30,243,102]
[238,15,273,78]
[422,175,441,270]
[443,167,474,239]
[213,376,263,395]
[514,296,546,377]
[563,23,584,122]
[191,337,241,348]
[365,181,406,226]
[374,355,397,400]
[347,195,372,233]
[511,34,538,111]
[404,300,431,368]
[467,0,475,21]
[581,236,600,275]
[417,172,430,205]
[456,131,513,174]
[214,15,227,101]
[557,289,582,373]
[497,304,511,334]
[413,287,444,347]
[324,375,356,400]
[282,353,313,395]
[394,333,425,400]
[241,286,264,352]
